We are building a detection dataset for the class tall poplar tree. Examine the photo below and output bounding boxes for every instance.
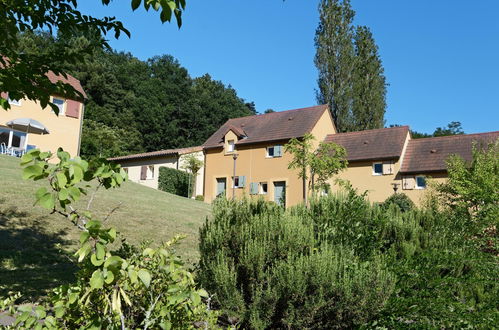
[315,0,356,133]
[315,0,387,132]
[352,26,387,130]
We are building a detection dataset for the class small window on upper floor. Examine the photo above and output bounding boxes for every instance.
[372,162,383,176]
[227,140,235,152]
[266,145,283,158]
[415,176,426,189]
[52,98,65,115]
[8,97,21,106]
[260,182,268,194]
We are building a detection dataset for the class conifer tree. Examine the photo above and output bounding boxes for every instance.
[352,26,387,130]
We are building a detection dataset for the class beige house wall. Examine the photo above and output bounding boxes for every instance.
[0,97,83,156]
[204,142,304,207]
[118,151,204,196]
[203,110,336,207]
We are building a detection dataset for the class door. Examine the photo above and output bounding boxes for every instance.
[216,178,227,197]
[273,181,286,207]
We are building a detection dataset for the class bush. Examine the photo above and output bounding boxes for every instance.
[382,193,415,212]
[158,166,192,197]
[195,195,204,201]
[198,197,395,328]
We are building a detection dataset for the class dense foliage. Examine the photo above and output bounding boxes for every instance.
[0,0,186,113]
[14,32,256,158]
[382,193,415,212]
[158,167,192,197]
[0,149,216,328]
[409,121,465,139]
[315,0,387,132]
[199,143,499,328]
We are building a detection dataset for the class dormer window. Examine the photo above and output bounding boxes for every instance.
[228,140,235,152]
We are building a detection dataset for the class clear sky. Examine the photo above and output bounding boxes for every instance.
[78,0,499,134]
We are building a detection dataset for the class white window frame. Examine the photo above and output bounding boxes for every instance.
[52,97,66,115]
[372,162,383,176]
[8,97,21,106]
[415,176,426,190]
[266,146,275,158]
[146,165,154,180]
[227,140,235,152]
[259,182,268,195]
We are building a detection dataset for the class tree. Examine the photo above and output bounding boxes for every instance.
[181,154,204,198]
[315,0,387,132]
[352,26,387,130]
[1,0,186,113]
[433,121,464,137]
[310,141,348,192]
[285,134,315,205]
[315,0,356,133]
[264,109,275,113]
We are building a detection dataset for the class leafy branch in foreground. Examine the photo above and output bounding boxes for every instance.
[1,149,216,329]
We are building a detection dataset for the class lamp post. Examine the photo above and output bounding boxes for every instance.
[232,153,238,199]
[391,182,400,193]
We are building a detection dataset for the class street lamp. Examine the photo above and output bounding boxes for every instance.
[232,153,238,199]
[391,182,400,193]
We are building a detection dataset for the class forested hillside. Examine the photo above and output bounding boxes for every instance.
[18,32,256,158]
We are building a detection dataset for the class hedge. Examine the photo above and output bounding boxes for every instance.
[158,166,192,197]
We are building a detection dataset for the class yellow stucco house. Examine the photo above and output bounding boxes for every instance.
[202,105,336,207]
[202,104,498,207]
[0,72,86,157]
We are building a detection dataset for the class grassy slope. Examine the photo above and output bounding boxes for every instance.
[0,154,210,299]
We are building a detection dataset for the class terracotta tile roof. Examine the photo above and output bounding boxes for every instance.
[109,146,203,162]
[203,105,329,149]
[46,71,87,99]
[400,131,499,173]
[324,126,410,161]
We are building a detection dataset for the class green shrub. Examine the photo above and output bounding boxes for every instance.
[382,193,415,212]
[195,195,204,201]
[199,197,395,328]
[158,166,192,197]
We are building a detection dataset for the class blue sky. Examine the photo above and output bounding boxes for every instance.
[78,0,499,134]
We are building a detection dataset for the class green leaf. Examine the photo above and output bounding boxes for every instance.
[128,269,138,284]
[20,152,33,165]
[90,270,104,289]
[38,192,55,210]
[56,172,68,187]
[68,186,81,201]
[104,255,123,269]
[104,270,115,284]
[131,0,141,10]
[91,254,105,266]
[80,231,90,244]
[58,187,69,200]
[108,228,117,240]
[22,164,43,180]
[96,242,105,260]
[138,269,151,288]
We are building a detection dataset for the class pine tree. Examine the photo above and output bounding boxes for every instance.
[352,26,387,130]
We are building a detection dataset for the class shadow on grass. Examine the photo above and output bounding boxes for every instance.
[0,201,77,301]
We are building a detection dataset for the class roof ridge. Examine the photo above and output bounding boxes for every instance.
[326,125,409,137]
[409,131,499,143]
[227,104,327,122]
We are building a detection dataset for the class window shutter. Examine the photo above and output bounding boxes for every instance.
[250,182,258,195]
[402,176,415,190]
[66,99,80,118]
[382,162,393,175]
[239,176,246,187]
[140,166,147,180]
[278,145,285,157]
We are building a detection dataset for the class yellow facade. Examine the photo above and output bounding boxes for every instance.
[204,109,337,207]
[0,97,84,157]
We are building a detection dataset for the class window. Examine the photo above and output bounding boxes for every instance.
[266,145,283,158]
[232,176,246,188]
[259,182,268,195]
[0,128,26,148]
[146,165,154,180]
[415,176,426,189]
[372,162,383,175]
[227,140,235,152]
[8,97,21,106]
[52,98,65,115]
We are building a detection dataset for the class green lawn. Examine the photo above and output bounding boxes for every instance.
[0,154,211,300]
